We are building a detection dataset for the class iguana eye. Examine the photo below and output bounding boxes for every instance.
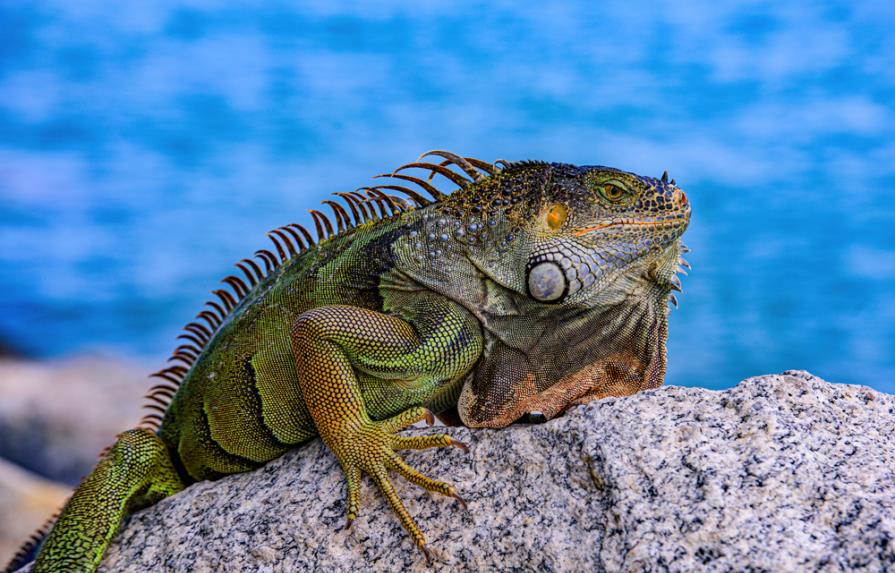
[546,204,568,230]
[599,183,629,203]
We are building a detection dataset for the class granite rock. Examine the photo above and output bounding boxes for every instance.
[20,371,895,572]
[0,357,146,483]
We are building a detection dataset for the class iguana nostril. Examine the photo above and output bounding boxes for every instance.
[527,261,567,302]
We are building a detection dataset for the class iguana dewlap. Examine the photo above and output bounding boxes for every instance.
[7,151,690,572]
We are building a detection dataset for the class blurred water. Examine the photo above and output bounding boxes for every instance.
[1,1,893,391]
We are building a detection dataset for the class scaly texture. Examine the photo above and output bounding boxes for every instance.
[8,150,691,572]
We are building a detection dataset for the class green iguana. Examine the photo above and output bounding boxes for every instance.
[5,151,690,572]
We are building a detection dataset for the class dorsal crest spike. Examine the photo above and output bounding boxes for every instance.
[269,229,298,258]
[266,231,289,262]
[144,390,172,398]
[148,390,176,401]
[140,413,163,426]
[309,210,325,239]
[356,187,384,217]
[387,195,410,212]
[175,344,200,357]
[418,150,485,181]
[431,158,471,183]
[309,209,335,240]
[334,192,364,226]
[146,391,173,404]
[144,393,171,408]
[287,223,315,247]
[355,189,387,219]
[237,258,264,284]
[366,192,390,219]
[151,366,187,384]
[147,392,175,404]
[150,375,179,387]
[278,226,307,252]
[166,365,188,376]
[143,403,167,414]
[167,352,195,367]
[394,161,471,188]
[375,172,444,200]
[234,262,257,287]
[374,184,431,207]
[254,249,279,273]
[149,383,178,394]
[322,199,350,233]
[150,370,182,384]
[662,170,669,183]
[184,322,212,340]
[177,322,209,346]
[463,156,497,175]
[197,310,222,330]
[365,187,402,216]
[176,332,204,348]
[222,275,249,298]
[348,192,375,222]
[186,322,211,338]
[205,300,227,321]
[213,289,237,311]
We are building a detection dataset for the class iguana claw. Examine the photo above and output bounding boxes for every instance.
[451,493,468,512]
[449,438,468,453]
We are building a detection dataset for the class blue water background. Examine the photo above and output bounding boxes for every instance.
[1,1,893,391]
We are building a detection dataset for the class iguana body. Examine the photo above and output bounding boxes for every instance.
[9,151,690,572]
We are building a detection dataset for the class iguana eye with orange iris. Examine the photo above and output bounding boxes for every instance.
[600,184,626,202]
[546,204,568,229]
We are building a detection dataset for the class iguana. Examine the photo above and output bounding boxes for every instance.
[5,151,690,572]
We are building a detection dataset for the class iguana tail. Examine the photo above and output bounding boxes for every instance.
[26,428,184,573]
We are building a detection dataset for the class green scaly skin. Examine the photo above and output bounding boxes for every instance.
[15,151,690,571]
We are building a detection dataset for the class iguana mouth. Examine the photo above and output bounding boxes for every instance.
[572,215,689,237]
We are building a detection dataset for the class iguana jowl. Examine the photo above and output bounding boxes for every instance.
[9,151,691,571]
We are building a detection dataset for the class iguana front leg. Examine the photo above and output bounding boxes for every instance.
[290,296,482,561]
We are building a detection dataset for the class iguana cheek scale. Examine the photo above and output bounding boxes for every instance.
[7,151,691,572]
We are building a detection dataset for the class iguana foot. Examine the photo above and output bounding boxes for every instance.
[332,406,466,560]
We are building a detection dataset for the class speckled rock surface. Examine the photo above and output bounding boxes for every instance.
[20,371,895,572]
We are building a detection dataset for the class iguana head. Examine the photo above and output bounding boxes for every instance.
[433,161,691,427]
[512,162,689,307]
